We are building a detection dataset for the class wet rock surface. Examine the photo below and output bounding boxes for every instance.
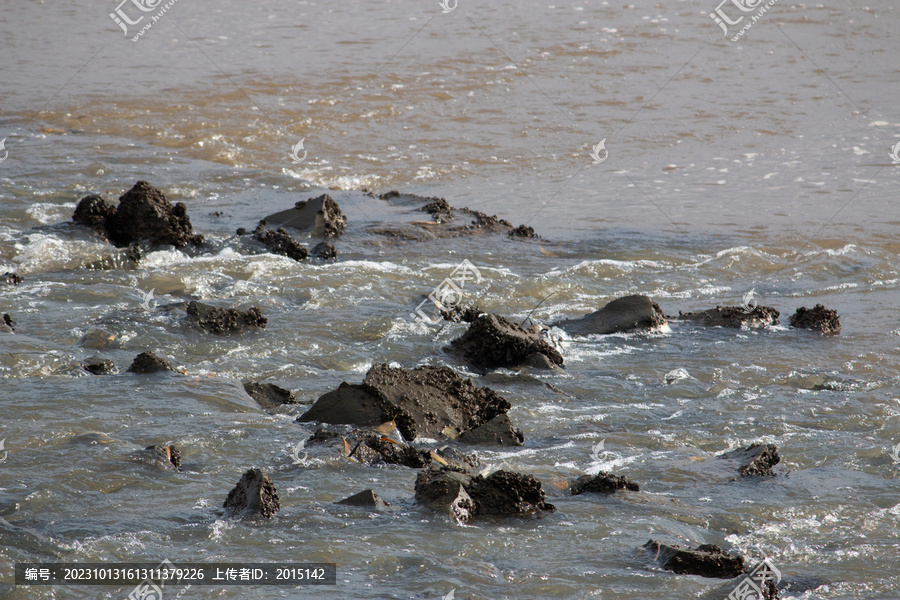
[127,351,175,374]
[679,305,779,328]
[83,357,116,375]
[79,329,124,350]
[140,444,182,470]
[263,194,346,237]
[73,181,203,248]
[223,468,280,518]
[556,295,667,335]
[790,304,840,334]
[448,313,563,371]
[642,540,745,579]
[571,472,640,495]
[2,272,22,286]
[243,381,298,410]
[415,466,556,522]
[720,443,781,477]
[311,241,337,259]
[249,222,308,261]
[336,489,392,510]
[186,300,267,335]
[2,314,14,332]
[298,364,522,444]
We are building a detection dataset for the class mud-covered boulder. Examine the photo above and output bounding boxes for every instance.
[223,468,280,518]
[312,241,337,259]
[571,472,640,495]
[642,540,745,579]
[83,357,116,375]
[298,364,522,444]
[250,222,308,261]
[2,272,23,286]
[556,295,667,335]
[73,181,203,248]
[243,381,298,410]
[263,194,346,237]
[415,467,555,522]
[790,304,840,334]
[679,305,779,328]
[186,301,267,335]
[449,313,564,371]
[719,443,780,477]
[127,351,174,374]
[336,489,392,510]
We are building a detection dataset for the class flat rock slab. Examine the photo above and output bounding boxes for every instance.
[571,472,640,495]
[336,489,392,510]
[243,381,298,410]
[790,304,840,334]
[415,467,555,523]
[298,363,522,444]
[556,295,667,335]
[223,468,280,518]
[719,443,780,477]
[73,181,203,249]
[449,313,564,371]
[263,194,346,237]
[186,301,267,335]
[127,351,174,374]
[643,540,745,579]
[679,305,779,328]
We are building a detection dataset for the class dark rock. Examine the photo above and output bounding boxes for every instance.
[719,443,780,477]
[306,427,344,446]
[571,472,640,495]
[642,540,745,579]
[251,222,308,261]
[186,300,267,335]
[2,314,13,332]
[78,329,124,350]
[262,194,346,237]
[143,444,182,469]
[127,351,175,374]
[242,381,298,410]
[790,304,840,334]
[458,414,524,446]
[83,357,116,375]
[415,467,555,522]
[73,182,203,249]
[449,313,564,371]
[344,432,478,469]
[508,224,538,238]
[336,489,392,510]
[312,241,337,260]
[440,304,482,323]
[125,242,142,264]
[1,272,23,286]
[556,295,667,335]
[223,468,280,518]
[236,227,249,236]
[679,305,779,328]
[299,363,520,444]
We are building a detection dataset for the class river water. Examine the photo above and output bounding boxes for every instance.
[1,1,899,599]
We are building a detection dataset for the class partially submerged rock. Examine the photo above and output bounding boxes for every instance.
[343,432,479,469]
[79,329,124,350]
[298,364,522,444]
[679,305,779,328]
[186,300,267,335]
[83,357,116,375]
[457,414,524,445]
[243,381,298,410]
[790,304,840,334]
[262,194,346,237]
[571,472,640,495]
[719,443,780,477]
[311,241,337,260]
[139,444,182,470]
[1,272,22,286]
[642,540,745,579]
[128,351,175,374]
[223,468,280,518]
[448,313,563,371]
[250,222,308,261]
[556,295,667,335]
[336,489,392,510]
[415,466,555,523]
[2,314,14,333]
[72,181,203,248]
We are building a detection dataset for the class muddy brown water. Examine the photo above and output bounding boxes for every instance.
[1,2,899,599]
